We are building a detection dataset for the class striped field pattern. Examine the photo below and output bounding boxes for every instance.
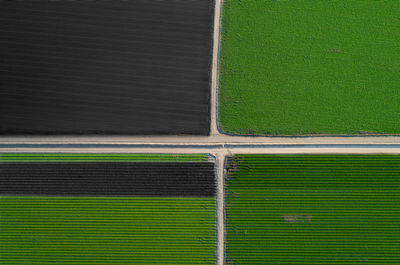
[225,155,400,265]
[0,0,214,135]
[0,154,216,264]
[1,197,216,265]
[0,162,216,196]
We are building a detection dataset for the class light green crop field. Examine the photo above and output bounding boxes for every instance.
[225,155,400,264]
[219,1,400,135]
[0,197,216,264]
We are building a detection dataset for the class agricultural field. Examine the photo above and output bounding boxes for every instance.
[0,0,214,135]
[219,1,400,135]
[225,154,400,264]
[0,154,216,264]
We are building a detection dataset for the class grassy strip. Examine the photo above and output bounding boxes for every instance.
[219,0,400,135]
[0,196,216,264]
[0,153,210,163]
[225,154,400,264]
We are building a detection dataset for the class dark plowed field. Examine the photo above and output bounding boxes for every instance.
[0,0,214,135]
[0,162,216,196]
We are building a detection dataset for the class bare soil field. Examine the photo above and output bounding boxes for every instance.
[0,0,214,135]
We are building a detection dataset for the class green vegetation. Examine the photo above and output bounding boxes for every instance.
[225,155,400,264]
[219,1,400,135]
[0,196,216,264]
[0,153,210,162]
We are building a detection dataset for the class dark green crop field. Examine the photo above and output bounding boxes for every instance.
[219,1,400,135]
[1,197,216,265]
[225,155,400,264]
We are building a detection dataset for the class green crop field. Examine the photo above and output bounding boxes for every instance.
[0,197,216,264]
[225,154,400,264]
[0,153,216,264]
[219,1,400,135]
